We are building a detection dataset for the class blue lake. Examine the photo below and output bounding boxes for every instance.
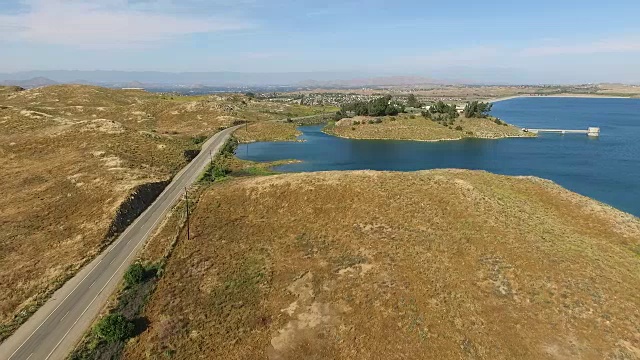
[237,97,640,216]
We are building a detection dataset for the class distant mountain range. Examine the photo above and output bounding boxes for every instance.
[3,70,622,88]
[0,76,60,88]
[0,71,456,89]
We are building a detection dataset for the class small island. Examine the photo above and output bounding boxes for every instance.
[325,97,534,142]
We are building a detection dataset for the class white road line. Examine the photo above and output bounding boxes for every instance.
[59,312,69,322]
[7,251,105,359]
[45,233,148,360]
[8,127,237,360]
[42,132,233,360]
[25,353,33,360]
[88,280,96,289]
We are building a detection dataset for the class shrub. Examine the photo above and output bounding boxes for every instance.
[353,120,360,125]
[124,263,145,288]
[351,127,356,130]
[389,116,396,121]
[286,117,292,123]
[455,125,463,131]
[93,314,134,343]
[190,135,207,145]
[212,165,229,179]
[409,114,416,119]
[407,94,423,108]
[368,120,374,124]
[494,118,502,125]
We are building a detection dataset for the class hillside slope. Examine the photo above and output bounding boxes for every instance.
[0,85,327,339]
[125,170,640,359]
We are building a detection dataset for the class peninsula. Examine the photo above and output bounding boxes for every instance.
[122,170,640,359]
[325,99,533,142]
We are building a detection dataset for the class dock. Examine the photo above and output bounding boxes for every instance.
[523,127,600,137]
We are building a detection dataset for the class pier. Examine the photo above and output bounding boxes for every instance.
[523,127,600,137]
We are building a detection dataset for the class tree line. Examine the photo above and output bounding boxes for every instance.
[334,95,406,120]
[463,101,493,118]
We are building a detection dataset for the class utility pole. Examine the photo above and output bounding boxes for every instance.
[185,187,190,240]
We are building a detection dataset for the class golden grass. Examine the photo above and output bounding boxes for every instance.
[124,170,640,359]
[234,122,301,143]
[0,84,326,338]
[326,114,533,141]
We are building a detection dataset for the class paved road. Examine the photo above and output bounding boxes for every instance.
[0,125,241,360]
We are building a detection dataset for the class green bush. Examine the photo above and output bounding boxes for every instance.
[93,314,134,343]
[494,118,503,125]
[190,135,207,145]
[455,125,463,131]
[407,94,423,108]
[124,263,145,288]
[409,114,416,119]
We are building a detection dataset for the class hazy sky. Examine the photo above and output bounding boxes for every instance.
[1,0,640,83]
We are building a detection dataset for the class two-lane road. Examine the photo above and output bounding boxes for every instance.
[0,125,241,360]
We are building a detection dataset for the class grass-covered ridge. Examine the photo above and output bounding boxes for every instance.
[124,170,640,359]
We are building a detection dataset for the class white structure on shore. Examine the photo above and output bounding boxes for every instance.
[522,127,600,137]
[587,127,601,137]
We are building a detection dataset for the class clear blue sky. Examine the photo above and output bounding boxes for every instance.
[1,0,640,83]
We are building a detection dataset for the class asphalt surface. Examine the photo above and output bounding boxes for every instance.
[0,125,241,360]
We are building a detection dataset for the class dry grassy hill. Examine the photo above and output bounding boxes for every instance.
[124,170,640,360]
[0,85,328,339]
[326,114,533,142]
[234,122,301,143]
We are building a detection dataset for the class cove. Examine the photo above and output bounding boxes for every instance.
[237,97,640,217]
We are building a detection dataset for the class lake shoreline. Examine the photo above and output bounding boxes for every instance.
[322,128,535,142]
[489,94,635,103]
[324,114,535,143]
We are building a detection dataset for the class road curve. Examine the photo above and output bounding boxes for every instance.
[0,125,242,360]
